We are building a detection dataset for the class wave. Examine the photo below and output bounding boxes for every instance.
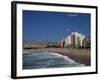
[23,51,85,69]
[43,51,85,66]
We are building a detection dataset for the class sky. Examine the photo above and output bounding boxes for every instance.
[23,10,90,41]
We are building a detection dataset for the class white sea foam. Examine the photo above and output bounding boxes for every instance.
[23,50,31,53]
[23,51,85,69]
[41,51,85,66]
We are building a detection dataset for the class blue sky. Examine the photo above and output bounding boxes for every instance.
[23,10,90,41]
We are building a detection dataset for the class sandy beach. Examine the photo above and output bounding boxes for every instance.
[24,48,91,66]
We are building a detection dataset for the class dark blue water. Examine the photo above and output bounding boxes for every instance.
[23,51,85,69]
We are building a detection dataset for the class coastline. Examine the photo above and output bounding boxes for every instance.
[24,48,91,66]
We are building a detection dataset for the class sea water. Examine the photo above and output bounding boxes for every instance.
[23,50,85,69]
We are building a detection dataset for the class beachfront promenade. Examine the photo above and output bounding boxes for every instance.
[27,48,90,66]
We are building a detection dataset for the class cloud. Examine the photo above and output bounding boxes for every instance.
[66,29,70,32]
[68,14,79,17]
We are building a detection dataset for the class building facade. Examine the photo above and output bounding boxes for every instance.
[60,32,90,48]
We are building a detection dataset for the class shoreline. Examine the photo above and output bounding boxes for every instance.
[24,48,91,66]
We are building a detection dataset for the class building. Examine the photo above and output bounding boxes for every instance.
[65,35,71,47]
[60,39,65,48]
[82,37,91,48]
[61,32,89,48]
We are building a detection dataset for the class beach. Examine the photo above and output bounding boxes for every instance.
[24,48,90,66]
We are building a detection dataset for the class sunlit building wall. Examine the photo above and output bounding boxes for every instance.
[65,35,71,47]
[64,32,86,47]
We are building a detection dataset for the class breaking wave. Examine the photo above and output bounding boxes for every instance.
[23,51,85,69]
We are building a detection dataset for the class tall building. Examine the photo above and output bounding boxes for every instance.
[71,32,76,46]
[65,35,71,47]
[63,32,86,48]
[82,37,91,48]
[60,39,65,48]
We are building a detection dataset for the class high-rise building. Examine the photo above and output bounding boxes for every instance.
[60,39,65,47]
[63,32,86,48]
[65,35,71,47]
[82,37,91,48]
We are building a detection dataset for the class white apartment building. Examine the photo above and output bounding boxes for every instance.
[65,35,71,47]
[60,39,65,47]
[64,32,86,47]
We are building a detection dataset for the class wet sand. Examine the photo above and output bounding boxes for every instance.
[25,48,91,66]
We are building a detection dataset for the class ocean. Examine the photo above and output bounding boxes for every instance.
[23,50,85,69]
